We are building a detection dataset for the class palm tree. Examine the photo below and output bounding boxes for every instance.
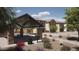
[0,7,16,44]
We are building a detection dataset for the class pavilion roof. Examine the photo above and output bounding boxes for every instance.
[15,14,44,28]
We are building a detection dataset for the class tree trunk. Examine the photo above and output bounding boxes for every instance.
[8,24,14,44]
[78,30,79,39]
[20,27,23,37]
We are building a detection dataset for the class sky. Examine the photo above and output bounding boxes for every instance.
[14,7,67,22]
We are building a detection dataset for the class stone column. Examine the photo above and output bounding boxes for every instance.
[14,29,16,33]
[33,28,37,33]
[0,37,9,50]
[56,24,60,32]
[64,24,67,32]
[23,28,27,34]
[45,23,50,32]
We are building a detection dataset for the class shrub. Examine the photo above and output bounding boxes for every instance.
[6,46,24,51]
[49,35,52,37]
[60,43,63,46]
[50,25,57,32]
[36,47,44,51]
[67,37,79,41]
[27,49,32,51]
[6,47,16,51]
[59,35,62,38]
[52,39,55,41]
[16,40,25,48]
[73,47,79,51]
[44,34,47,37]
[42,37,52,49]
[44,30,50,32]
[61,45,71,51]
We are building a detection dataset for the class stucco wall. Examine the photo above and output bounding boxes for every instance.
[45,23,50,32]
[56,24,60,32]
[33,28,37,33]
[64,24,67,31]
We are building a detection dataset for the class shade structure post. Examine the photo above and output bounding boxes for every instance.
[20,27,23,37]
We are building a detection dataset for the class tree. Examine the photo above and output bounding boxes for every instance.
[64,7,79,38]
[50,24,57,32]
[0,7,15,44]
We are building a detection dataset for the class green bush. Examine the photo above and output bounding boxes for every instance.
[42,37,52,49]
[50,25,57,32]
[67,24,75,31]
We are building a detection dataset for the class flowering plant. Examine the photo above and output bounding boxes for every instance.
[16,40,25,48]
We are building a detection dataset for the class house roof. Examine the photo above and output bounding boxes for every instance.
[36,19,65,24]
[56,21,65,24]
[15,14,44,28]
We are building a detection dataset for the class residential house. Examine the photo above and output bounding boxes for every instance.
[37,19,67,32]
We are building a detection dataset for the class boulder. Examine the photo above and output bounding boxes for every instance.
[0,37,9,50]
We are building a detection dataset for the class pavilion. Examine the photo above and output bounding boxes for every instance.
[14,14,44,43]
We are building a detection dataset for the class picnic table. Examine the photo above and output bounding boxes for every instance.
[14,34,40,44]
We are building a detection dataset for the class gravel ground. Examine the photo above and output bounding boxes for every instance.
[23,31,79,51]
[0,31,79,51]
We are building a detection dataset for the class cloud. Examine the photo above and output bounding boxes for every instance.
[16,10,21,13]
[38,11,50,16]
[56,19,65,22]
[31,14,41,17]
[41,16,65,22]
[31,15,41,20]
[31,11,65,22]
[31,11,50,20]
[52,17,65,22]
